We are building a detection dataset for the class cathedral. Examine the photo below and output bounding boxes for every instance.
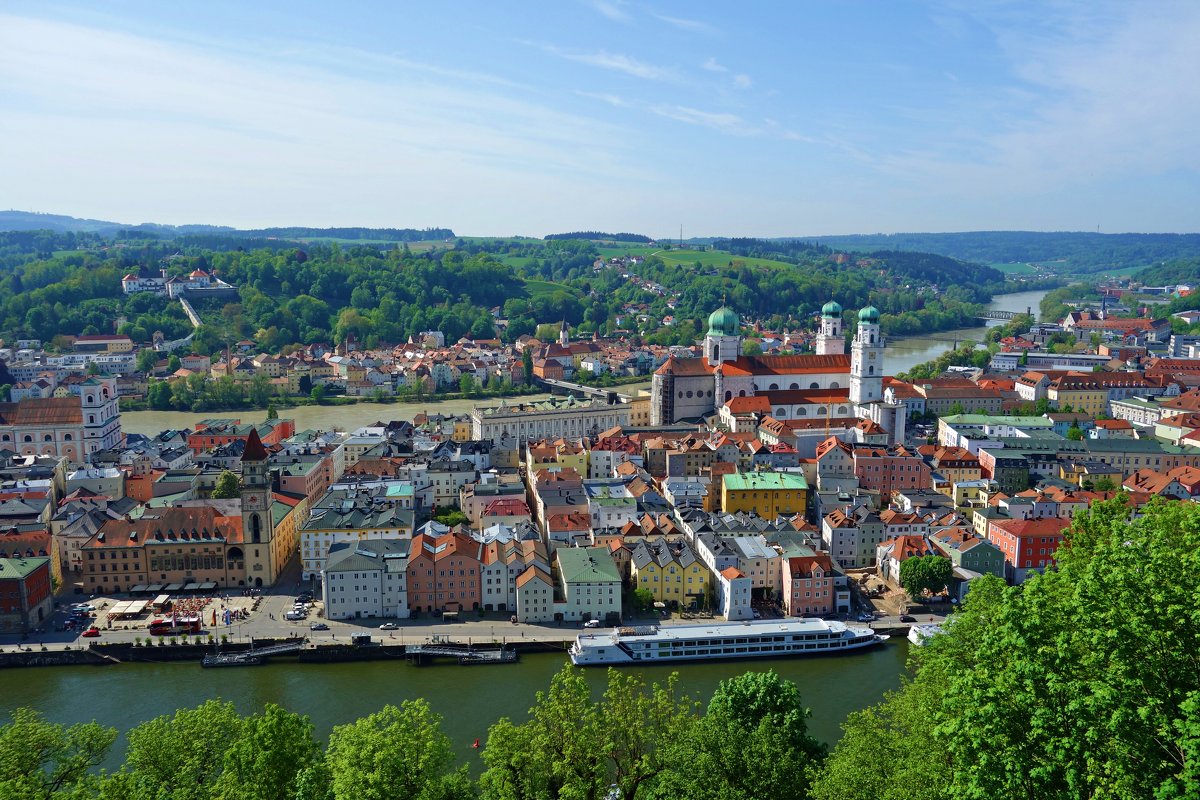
[650,302,906,442]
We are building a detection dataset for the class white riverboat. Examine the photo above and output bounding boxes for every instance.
[569,618,888,666]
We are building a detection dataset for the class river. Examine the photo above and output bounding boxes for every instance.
[0,644,909,768]
[884,288,1048,376]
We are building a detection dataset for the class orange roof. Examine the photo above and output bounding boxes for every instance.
[0,397,82,426]
[722,353,850,377]
[725,396,771,414]
[719,566,745,580]
[515,565,552,589]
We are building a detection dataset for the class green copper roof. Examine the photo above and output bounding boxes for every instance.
[821,299,842,317]
[858,306,880,323]
[707,306,740,337]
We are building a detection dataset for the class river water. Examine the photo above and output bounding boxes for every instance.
[0,645,909,768]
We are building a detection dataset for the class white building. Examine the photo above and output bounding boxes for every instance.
[321,539,410,620]
[471,396,630,446]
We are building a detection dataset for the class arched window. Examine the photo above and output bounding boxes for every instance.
[739,390,747,398]
[838,406,848,414]
[868,366,875,375]
[86,395,94,404]
[250,514,262,544]
[809,382,819,390]
[776,408,787,418]
[797,408,807,416]
[768,383,778,391]
[63,434,72,441]
[22,435,31,443]
[789,383,799,390]
[724,391,732,402]
[830,381,840,389]
[817,407,827,415]
[43,434,52,442]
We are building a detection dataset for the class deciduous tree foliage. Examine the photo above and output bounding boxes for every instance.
[898,555,953,600]
[815,497,1200,800]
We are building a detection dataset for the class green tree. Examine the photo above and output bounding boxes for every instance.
[1066,423,1084,440]
[324,700,471,800]
[431,506,468,527]
[0,708,116,800]
[214,704,322,800]
[248,373,273,407]
[265,403,278,420]
[310,384,326,405]
[521,348,533,385]
[632,587,655,613]
[659,671,825,800]
[136,348,157,373]
[212,470,241,499]
[167,354,181,373]
[898,555,952,600]
[816,499,1200,799]
[458,374,478,397]
[117,700,246,800]
[147,380,172,410]
[1093,475,1116,492]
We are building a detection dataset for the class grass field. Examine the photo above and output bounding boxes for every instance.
[990,261,1039,275]
[524,279,581,299]
[596,245,797,272]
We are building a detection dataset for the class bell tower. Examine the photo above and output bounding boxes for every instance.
[850,306,883,405]
[816,300,844,356]
[240,428,274,587]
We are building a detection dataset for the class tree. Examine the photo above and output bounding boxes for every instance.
[248,373,273,407]
[480,665,697,800]
[659,671,826,800]
[167,354,182,373]
[431,506,468,527]
[265,403,279,420]
[215,704,322,800]
[632,587,655,613]
[118,699,246,799]
[521,348,533,385]
[0,384,10,403]
[816,499,1200,799]
[0,708,116,800]
[1066,423,1084,440]
[212,470,241,499]
[898,555,952,600]
[946,402,966,416]
[147,380,172,410]
[310,384,326,405]
[458,374,477,397]
[325,700,471,800]
[136,348,158,373]
[1093,475,1116,492]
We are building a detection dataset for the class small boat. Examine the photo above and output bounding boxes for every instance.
[907,623,944,646]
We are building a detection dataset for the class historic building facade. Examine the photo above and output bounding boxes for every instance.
[650,303,905,442]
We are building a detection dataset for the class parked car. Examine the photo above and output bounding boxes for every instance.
[857,613,875,622]
[583,619,601,628]
[752,609,762,619]
[81,627,101,638]
[309,622,329,631]
[899,615,917,623]
[379,622,399,630]
[284,611,306,621]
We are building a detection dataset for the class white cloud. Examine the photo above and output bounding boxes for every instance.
[701,56,728,73]
[534,43,678,81]
[585,0,631,23]
[650,105,753,135]
[733,73,752,89]
[652,13,716,34]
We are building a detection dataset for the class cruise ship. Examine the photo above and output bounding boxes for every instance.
[569,618,888,666]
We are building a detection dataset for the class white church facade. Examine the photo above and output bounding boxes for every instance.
[650,302,906,442]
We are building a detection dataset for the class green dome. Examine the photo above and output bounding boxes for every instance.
[707,306,740,336]
[821,299,843,317]
[858,306,880,323]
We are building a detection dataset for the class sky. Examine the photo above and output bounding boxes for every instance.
[1,1,1198,237]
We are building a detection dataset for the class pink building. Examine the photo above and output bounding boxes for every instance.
[782,553,836,617]
[406,531,482,613]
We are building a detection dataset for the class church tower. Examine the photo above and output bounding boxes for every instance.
[240,428,274,588]
[558,320,570,347]
[850,306,883,405]
[815,300,844,356]
[704,306,742,365]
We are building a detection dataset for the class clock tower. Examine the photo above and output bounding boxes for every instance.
[241,428,274,587]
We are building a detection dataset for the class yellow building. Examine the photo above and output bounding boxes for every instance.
[721,471,808,519]
[452,417,473,442]
[952,479,989,509]
[630,539,709,608]
[524,439,589,477]
[628,393,652,427]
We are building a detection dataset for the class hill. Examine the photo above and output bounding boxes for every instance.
[801,230,1200,273]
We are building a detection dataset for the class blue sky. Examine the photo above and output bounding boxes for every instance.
[2,1,1198,236]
